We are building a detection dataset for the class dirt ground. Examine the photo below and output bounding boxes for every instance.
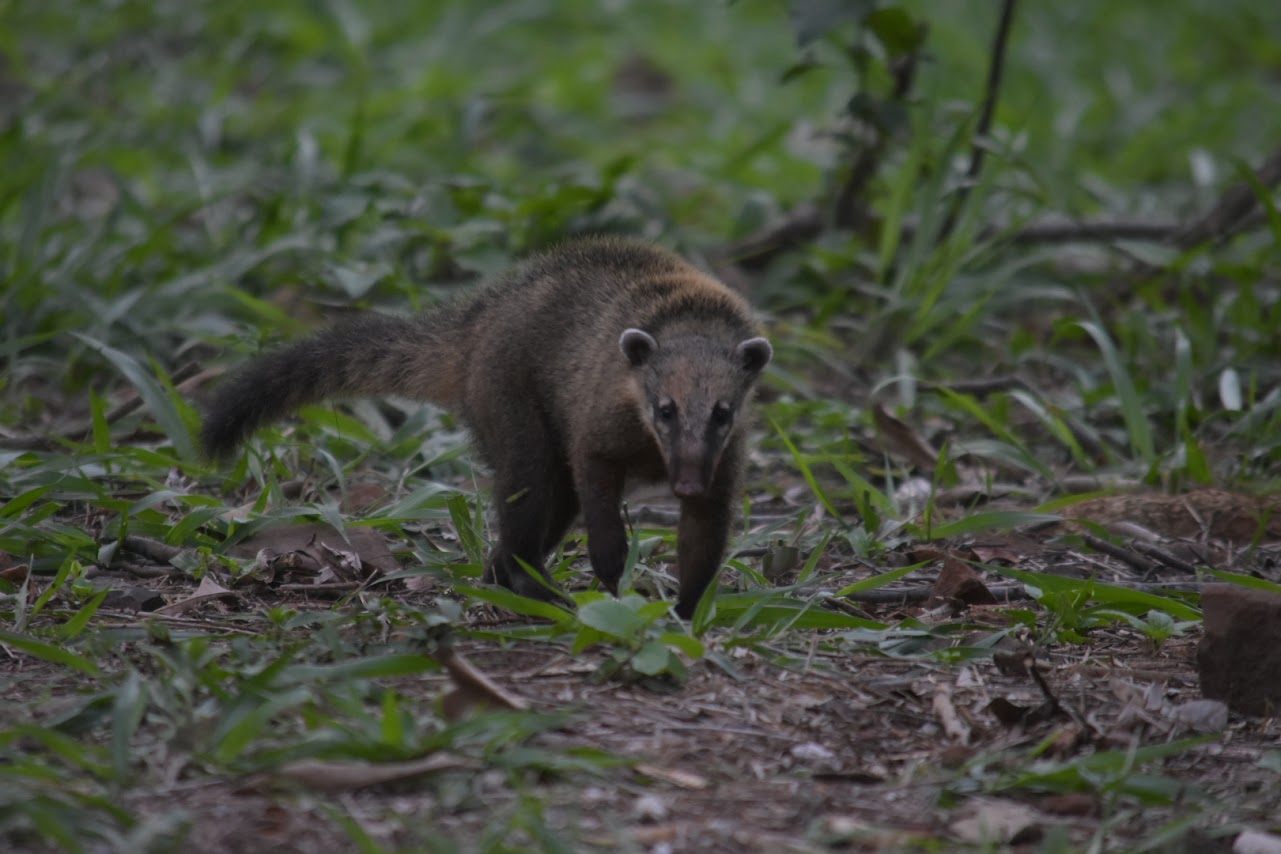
[9,489,1281,852]
[143,624,1280,853]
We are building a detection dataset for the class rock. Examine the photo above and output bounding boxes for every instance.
[1197,584,1281,716]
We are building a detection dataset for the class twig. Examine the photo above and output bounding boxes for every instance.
[111,561,184,579]
[843,579,1203,605]
[86,564,180,581]
[0,362,205,451]
[1001,218,1181,245]
[1130,542,1202,576]
[719,202,823,270]
[1081,534,1158,575]
[718,209,1188,272]
[937,0,1018,242]
[121,535,187,564]
[1170,143,1281,248]
[278,582,362,597]
[833,51,921,229]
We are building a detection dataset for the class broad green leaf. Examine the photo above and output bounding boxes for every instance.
[577,599,646,642]
[924,511,1062,539]
[631,639,671,676]
[659,632,705,659]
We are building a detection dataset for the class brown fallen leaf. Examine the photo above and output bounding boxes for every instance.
[933,683,972,744]
[951,798,1042,845]
[436,646,528,721]
[1037,793,1097,817]
[872,402,940,471]
[0,562,30,583]
[986,696,1034,727]
[927,554,998,608]
[229,522,397,574]
[968,542,1026,565]
[153,574,239,616]
[634,764,709,790]
[249,753,476,793]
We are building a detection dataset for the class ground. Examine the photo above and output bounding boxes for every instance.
[6,482,1281,852]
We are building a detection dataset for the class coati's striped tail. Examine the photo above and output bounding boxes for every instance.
[200,312,465,459]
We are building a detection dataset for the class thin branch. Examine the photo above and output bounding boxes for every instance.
[844,580,1204,605]
[121,535,186,564]
[1001,218,1180,245]
[719,202,823,271]
[1169,143,1281,248]
[0,361,205,452]
[1130,541,1201,576]
[833,51,920,229]
[937,0,1018,242]
[1081,533,1158,575]
[718,210,1184,272]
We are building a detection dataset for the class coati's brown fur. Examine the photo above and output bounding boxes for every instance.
[201,237,772,618]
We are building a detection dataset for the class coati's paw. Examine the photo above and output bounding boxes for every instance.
[504,568,575,611]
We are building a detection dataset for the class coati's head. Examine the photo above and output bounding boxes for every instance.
[620,327,772,499]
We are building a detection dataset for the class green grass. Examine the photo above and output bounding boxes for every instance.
[2,0,1281,850]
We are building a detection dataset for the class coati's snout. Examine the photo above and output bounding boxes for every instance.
[620,327,772,500]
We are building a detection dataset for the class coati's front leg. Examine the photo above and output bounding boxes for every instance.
[574,456,628,594]
[673,440,742,619]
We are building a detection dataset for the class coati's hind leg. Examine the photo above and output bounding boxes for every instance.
[486,439,579,605]
[574,456,628,595]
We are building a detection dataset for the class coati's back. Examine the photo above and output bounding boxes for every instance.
[454,238,760,441]
[201,237,754,444]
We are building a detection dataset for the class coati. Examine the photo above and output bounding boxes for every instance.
[202,237,772,618]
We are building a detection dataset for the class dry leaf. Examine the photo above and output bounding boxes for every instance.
[230,523,396,574]
[153,574,239,616]
[928,555,997,607]
[1168,699,1229,733]
[873,403,940,471]
[436,647,528,721]
[253,754,475,793]
[951,798,1041,844]
[0,562,30,583]
[933,684,972,743]
[1235,830,1281,854]
[1038,793,1097,817]
[634,764,708,790]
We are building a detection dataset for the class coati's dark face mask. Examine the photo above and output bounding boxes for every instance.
[620,327,771,499]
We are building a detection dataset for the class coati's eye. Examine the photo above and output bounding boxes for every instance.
[710,403,733,427]
[656,401,677,422]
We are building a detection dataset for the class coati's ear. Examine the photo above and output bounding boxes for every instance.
[736,337,772,375]
[619,328,658,367]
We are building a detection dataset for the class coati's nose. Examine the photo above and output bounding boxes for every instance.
[671,451,710,498]
[676,481,707,501]
[672,477,707,499]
